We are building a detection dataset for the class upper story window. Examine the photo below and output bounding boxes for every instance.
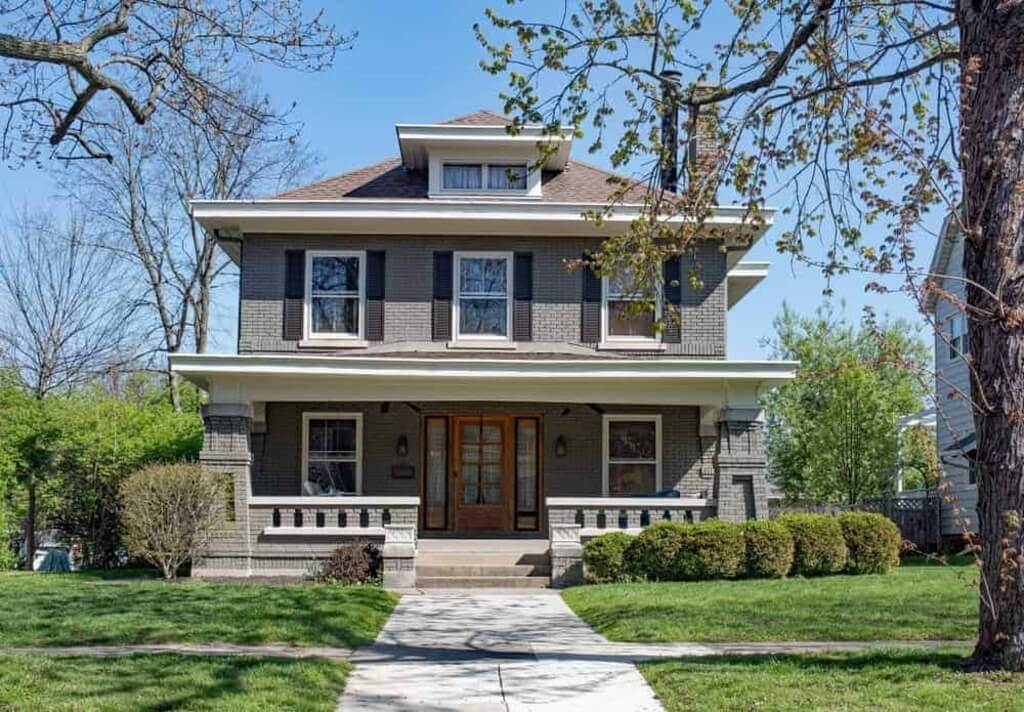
[441,162,528,193]
[602,269,660,344]
[948,313,968,360]
[454,252,511,341]
[306,251,365,340]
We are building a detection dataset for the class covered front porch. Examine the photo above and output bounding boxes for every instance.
[171,353,795,585]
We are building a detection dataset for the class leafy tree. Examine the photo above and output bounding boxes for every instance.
[477,0,1024,670]
[764,304,928,504]
[899,424,942,492]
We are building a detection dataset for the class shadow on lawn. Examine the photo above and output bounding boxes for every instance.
[642,648,981,676]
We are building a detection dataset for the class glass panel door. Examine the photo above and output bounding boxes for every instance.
[454,416,509,531]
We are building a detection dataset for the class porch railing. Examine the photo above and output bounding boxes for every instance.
[250,496,420,538]
[545,496,717,538]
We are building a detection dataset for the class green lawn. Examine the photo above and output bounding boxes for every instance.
[640,648,1023,711]
[0,652,349,711]
[563,557,977,642]
[0,570,397,648]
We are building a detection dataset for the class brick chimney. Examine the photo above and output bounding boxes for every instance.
[659,70,683,193]
[685,82,722,201]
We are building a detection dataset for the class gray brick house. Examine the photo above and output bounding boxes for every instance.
[172,110,796,586]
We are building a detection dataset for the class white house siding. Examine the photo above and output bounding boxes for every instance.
[932,232,977,535]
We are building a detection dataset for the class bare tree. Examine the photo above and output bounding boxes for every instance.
[0,0,352,161]
[478,0,1023,670]
[0,207,136,567]
[0,209,135,398]
[64,92,313,408]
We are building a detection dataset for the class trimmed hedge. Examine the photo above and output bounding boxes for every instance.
[583,531,632,583]
[624,522,686,581]
[838,512,902,574]
[742,519,794,578]
[777,514,848,576]
[675,519,746,580]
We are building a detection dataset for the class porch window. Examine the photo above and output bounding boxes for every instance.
[454,252,512,340]
[603,414,661,496]
[306,251,365,339]
[515,417,539,530]
[302,413,362,495]
[602,269,659,342]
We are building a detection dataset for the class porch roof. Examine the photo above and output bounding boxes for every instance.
[171,353,797,408]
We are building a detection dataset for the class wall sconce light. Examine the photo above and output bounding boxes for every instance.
[554,435,568,458]
[395,435,409,457]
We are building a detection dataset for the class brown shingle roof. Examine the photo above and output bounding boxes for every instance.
[269,111,652,203]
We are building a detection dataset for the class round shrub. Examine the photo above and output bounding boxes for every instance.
[777,514,848,576]
[624,521,686,581]
[314,543,382,585]
[583,531,633,583]
[837,512,902,574]
[674,519,745,580]
[742,519,794,578]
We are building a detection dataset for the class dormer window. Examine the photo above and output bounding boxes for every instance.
[441,162,529,194]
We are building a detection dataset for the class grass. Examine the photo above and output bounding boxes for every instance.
[0,652,349,711]
[640,648,1024,711]
[563,556,977,642]
[0,570,398,648]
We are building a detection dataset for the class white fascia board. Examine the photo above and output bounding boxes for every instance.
[727,261,770,308]
[395,124,574,170]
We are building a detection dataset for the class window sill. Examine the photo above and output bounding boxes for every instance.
[299,338,368,349]
[597,341,666,352]
[447,340,517,351]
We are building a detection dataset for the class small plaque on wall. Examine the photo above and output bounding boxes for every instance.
[391,464,415,480]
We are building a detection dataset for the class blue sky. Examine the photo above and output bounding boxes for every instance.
[0,1,940,361]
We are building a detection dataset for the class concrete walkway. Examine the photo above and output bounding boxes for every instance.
[341,589,664,711]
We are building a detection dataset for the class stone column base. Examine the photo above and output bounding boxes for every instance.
[382,525,417,588]
[549,524,583,588]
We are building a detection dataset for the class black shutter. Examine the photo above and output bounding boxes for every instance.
[366,250,386,341]
[513,252,533,341]
[283,250,305,341]
[432,251,453,341]
[580,252,602,343]
[663,256,683,343]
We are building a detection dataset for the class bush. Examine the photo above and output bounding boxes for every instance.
[624,522,686,581]
[674,519,745,580]
[314,543,382,585]
[121,463,227,580]
[838,512,902,574]
[583,531,632,583]
[742,519,794,578]
[777,514,848,576]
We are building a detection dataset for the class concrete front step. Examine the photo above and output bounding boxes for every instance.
[416,564,551,578]
[416,575,550,589]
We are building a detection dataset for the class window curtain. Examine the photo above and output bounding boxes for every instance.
[443,164,482,190]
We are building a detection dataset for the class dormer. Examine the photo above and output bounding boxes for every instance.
[395,112,573,200]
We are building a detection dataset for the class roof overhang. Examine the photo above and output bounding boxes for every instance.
[727,261,770,308]
[395,124,574,170]
[171,353,797,408]
[924,212,961,313]
[192,199,775,264]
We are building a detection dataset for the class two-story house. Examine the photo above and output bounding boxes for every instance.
[926,215,977,540]
[171,110,797,586]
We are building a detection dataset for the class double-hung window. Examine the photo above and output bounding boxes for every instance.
[948,313,968,360]
[306,251,365,340]
[602,269,660,343]
[603,415,662,496]
[302,413,362,496]
[454,252,512,341]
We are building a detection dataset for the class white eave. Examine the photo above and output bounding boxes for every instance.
[727,261,770,308]
[395,123,574,170]
[170,353,797,407]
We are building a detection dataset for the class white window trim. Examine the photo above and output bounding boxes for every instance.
[301,412,363,495]
[600,274,663,349]
[304,250,366,341]
[452,251,514,344]
[602,414,663,496]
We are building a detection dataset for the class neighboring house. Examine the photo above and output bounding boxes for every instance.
[925,215,977,538]
[171,109,796,585]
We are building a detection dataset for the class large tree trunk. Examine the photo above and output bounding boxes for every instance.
[959,2,1024,672]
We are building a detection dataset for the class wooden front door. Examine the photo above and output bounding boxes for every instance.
[452,416,512,531]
